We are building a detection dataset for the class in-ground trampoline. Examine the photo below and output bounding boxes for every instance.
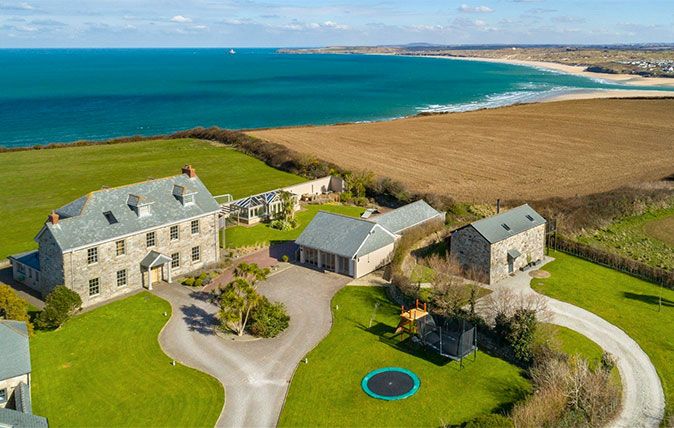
[361,367,420,400]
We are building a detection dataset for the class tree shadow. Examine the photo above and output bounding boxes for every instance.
[623,292,674,309]
[180,303,218,336]
[188,290,215,304]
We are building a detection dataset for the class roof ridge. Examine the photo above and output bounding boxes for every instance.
[316,209,374,225]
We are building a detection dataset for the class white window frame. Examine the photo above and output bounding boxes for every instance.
[115,240,126,256]
[191,246,200,262]
[0,388,7,403]
[146,231,156,248]
[191,219,200,235]
[170,225,179,241]
[171,252,180,269]
[88,278,100,296]
[116,269,128,287]
[87,247,98,265]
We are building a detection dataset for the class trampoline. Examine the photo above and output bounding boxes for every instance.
[361,367,420,400]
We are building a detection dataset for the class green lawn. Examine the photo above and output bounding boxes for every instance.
[225,204,364,248]
[31,292,223,427]
[0,139,305,259]
[532,251,674,414]
[577,206,674,270]
[555,325,604,363]
[279,287,530,427]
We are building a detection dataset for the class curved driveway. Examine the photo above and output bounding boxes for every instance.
[495,261,665,428]
[153,266,349,427]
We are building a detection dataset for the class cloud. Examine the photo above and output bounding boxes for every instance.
[551,15,586,24]
[170,15,192,23]
[322,20,349,30]
[0,1,34,11]
[459,4,494,13]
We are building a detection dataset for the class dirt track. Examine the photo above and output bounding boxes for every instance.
[249,98,674,202]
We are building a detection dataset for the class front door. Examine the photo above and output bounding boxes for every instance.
[151,266,162,284]
[508,257,514,274]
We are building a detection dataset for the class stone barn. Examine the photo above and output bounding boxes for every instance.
[450,204,546,284]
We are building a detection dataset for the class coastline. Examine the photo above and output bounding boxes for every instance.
[421,55,674,88]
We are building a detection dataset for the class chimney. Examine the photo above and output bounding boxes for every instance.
[47,211,59,225]
[182,164,196,178]
[496,199,500,214]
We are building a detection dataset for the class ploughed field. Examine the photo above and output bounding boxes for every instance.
[249,99,674,202]
[0,139,305,260]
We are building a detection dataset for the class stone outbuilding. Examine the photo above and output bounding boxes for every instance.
[450,204,546,284]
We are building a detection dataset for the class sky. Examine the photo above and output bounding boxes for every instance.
[1,0,673,48]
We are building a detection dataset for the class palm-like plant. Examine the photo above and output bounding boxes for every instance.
[218,278,262,336]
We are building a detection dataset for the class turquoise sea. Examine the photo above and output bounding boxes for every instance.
[0,48,670,148]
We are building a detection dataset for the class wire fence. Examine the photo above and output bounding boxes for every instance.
[552,236,674,289]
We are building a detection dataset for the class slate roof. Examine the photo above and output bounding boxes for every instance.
[0,321,31,380]
[372,200,443,234]
[140,251,172,269]
[8,251,40,271]
[295,212,395,259]
[0,408,48,428]
[469,204,546,244]
[39,174,220,251]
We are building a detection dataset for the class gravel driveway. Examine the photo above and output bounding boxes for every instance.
[493,259,665,428]
[153,266,349,427]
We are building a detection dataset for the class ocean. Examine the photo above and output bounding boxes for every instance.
[0,48,669,148]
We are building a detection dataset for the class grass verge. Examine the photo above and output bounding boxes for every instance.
[279,286,530,427]
[532,251,674,415]
[31,292,223,427]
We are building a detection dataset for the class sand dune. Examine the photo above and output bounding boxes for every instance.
[249,98,674,202]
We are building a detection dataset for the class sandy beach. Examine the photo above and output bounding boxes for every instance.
[429,55,674,88]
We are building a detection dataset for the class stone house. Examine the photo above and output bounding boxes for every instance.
[9,165,221,307]
[296,200,444,278]
[450,204,546,284]
[0,320,48,427]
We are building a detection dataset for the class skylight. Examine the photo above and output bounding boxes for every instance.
[501,223,511,231]
[526,215,535,222]
[103,211,118,225]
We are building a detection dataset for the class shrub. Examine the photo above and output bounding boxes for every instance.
[37,286,82,330]
[463,413,514,428]
[340,191,353,204]
[507,309,538,364]
[0,284,33,335]
[249,297,290,338]
[352,196,369,207]
[281,255,289,263]
[270,219,297,231]
[181,277,195,286]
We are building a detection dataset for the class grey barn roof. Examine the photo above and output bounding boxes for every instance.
[372,200,442,234]
[469,204,546,244]
[0,408,48,428]
[39,173,220,251]
[0,321,31,380]
[295,212,395,259]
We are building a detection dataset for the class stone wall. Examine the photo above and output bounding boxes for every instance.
[450,226,491,280]
[61,212,219,307]
[36,229,65,297]
[489,224,546,284]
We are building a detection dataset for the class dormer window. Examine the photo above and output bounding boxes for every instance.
[127,194,154,218]
[103,211,118,225]
[173,185,197,207]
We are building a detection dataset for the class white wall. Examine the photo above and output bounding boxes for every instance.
[282,176,343,196]
[0,373,29,409]
[354,242,395,278]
